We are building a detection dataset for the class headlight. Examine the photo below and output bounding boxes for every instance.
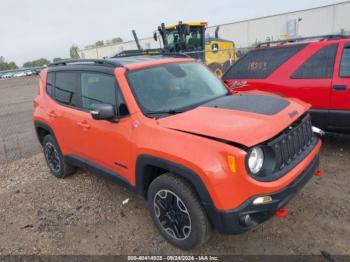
[248,147,264,174]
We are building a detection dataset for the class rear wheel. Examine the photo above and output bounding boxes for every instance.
[43,135,75,178]
[147,173,211,249]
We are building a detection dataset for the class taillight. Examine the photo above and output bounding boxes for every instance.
[224,80,248,88]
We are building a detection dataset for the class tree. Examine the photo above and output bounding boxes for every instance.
[70,45,80,59]
[8,62,18,69]
[23,61,33,68]
[34,58,50,66]
[0,57,18,70]
[23,58,50,68]
[95,40,104,47]
[112,37,123,44]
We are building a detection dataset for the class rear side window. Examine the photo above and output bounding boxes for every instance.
[54,72,79,106]
[292,45,338,79]
[46,72,53,97]
[340,44,350,77]
[223,44,306,79]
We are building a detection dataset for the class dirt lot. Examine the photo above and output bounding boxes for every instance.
[0,77,349,256]
[0,77,41,164]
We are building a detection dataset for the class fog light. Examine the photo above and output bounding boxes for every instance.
[239,214,252,227]
[253,196,272,205]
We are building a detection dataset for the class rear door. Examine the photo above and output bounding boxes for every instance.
[47,71,84,155]
[329,41,350,130]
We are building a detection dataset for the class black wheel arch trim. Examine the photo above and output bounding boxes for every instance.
[135,154,221,224]
[135,155,212,201]
[33,120,58,145]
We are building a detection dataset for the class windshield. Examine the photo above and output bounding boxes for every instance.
[127,62,228,116]
[164,26,204,52]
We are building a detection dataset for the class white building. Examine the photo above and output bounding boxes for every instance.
[79,1,350,59]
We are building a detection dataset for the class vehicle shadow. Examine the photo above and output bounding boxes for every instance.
[321,132,350,152]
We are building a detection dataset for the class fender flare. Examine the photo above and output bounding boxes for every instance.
[33,120,58,145]
[135,154,220,215]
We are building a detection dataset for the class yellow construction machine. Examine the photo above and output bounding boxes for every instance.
[154,21,236,77]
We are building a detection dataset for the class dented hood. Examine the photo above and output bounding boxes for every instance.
[158,93,310,147]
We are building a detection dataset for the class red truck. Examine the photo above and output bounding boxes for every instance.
[223,35,350,133]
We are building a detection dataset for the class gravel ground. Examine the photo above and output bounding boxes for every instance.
[0,77,349,256]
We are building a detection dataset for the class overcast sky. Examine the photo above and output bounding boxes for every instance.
[0,0,347,66]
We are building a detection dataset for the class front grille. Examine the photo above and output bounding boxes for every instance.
[269,114,315,171]
[251,114,318,182]
[268,115,316,171]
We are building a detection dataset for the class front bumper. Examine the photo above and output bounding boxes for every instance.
[205,154,320,234]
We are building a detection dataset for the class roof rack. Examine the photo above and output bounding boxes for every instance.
[257,34,350,48]
[48,59,123,68]
[112,49,192,59]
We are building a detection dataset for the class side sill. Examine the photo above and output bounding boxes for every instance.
[65,155,135,192]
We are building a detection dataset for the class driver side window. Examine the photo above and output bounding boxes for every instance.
[81,73,116,110]
[80,72,129,116]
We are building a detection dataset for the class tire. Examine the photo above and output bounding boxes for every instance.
[42,134,75,178]
[147,173,211,249]
[208,63,223,78]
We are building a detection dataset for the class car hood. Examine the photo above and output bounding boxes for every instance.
[158,93,310,147]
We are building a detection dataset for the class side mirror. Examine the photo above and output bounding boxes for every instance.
[153,32,158,42]
[90,103,117,121]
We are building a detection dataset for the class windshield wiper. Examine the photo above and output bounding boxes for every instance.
[145,109,185,115]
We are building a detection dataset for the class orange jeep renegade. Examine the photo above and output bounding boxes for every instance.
[33,56,322,249]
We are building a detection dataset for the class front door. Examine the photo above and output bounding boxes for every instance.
[286,44,338,129]
[75,71,133,182]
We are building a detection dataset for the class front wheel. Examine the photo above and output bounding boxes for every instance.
[147,173,211,249]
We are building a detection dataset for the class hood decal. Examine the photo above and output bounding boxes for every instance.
[203,94,290,115]
[167,127,248,150]
[158,94,309,147]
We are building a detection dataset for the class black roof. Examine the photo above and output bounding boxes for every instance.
[108,55,182,66]
[48,54,190,69]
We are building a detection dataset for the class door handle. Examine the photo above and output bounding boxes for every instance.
[333,85,347,91]
[47,111,57,118]
[77,121,90,129]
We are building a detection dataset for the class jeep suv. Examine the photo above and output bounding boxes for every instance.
[223,35,350,133]
[33,56,321,249]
